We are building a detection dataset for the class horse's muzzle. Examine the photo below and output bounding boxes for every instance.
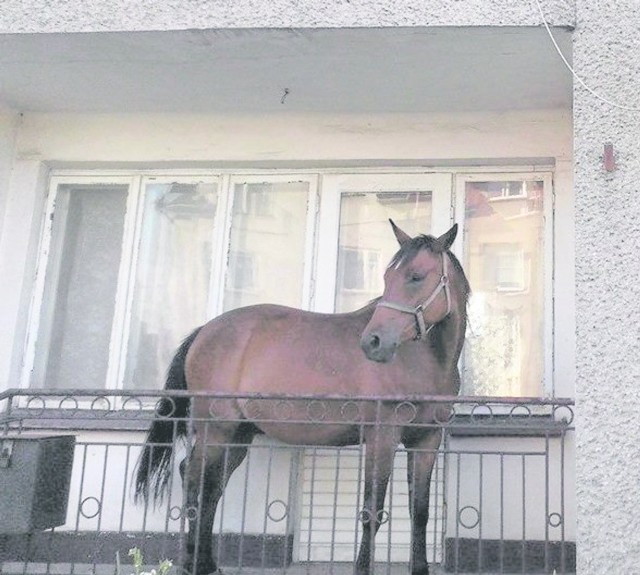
[360,332,397,363]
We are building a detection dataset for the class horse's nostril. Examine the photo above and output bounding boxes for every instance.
[369,334,381,350]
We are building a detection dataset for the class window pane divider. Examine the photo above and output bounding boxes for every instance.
[111,175,145,394]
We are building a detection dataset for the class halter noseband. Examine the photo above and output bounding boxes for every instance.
[376,252,451,341]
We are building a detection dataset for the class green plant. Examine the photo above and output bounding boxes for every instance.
[116,547,173,575]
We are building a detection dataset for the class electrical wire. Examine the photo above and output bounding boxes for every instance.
[534,0,640,112]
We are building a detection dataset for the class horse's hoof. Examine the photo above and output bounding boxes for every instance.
[411,567,429,575]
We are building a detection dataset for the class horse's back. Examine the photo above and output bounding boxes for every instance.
[185,303,370,395]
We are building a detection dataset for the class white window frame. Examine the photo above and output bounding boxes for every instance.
[22,175,140,394]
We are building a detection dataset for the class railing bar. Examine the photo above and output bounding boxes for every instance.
[118,444,131,533]
[521,453,526,575]
[385,449,394,575]
[455,452,461,574]
[216,440,231,573]
[71,443,89,575]
[238,440,252,572]
[306,446,319,573]
[499,453,504,574]
[545,432,550,573]
[478,453,483,574]
[261,442,275,574]
[560,428,567,574]
[333,447,343,573]
[161,417,181,564]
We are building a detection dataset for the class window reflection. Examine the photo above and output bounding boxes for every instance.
[462,180,545,396]
[335,191,432,312]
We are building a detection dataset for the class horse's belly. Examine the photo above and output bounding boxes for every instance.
[253,422,360,447]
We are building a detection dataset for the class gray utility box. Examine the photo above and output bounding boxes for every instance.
[0,435,75,534]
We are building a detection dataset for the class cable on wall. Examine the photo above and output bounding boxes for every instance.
[534,0,640,112]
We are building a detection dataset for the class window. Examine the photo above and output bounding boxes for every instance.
[31,183,129,390]
[460,176,549,397]
[125,181,217,390]
[26,174,315,390]
[25,170,552,397]
[338,248,381,293]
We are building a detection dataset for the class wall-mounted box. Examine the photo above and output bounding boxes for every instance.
[0,435,75,534]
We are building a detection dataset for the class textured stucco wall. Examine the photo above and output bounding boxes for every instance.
[0,0,574,33]
[574,0,640,572]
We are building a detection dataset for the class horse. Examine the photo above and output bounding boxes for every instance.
[135,220,470,575]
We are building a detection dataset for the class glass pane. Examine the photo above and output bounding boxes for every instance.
[33,184,128,389]
[335,191,432,312]
[223,181,309,311]
[462,179,545,396]
[125,182,217,389]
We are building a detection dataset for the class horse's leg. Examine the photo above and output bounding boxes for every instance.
[182,426,253,575]
[405,429,442,575]
[355,429,399,575]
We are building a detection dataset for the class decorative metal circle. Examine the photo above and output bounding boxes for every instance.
[58,395,79,412]
[122,396,143,413]
[458,505,480,529]
[185,506,199,521]
[548,512,563,528]
[267,499,289,522]
[244,399,264,420]
[155,397,176,418]
[358,509,374,524]
[341,401,363,423]
[470,404,494,421]
[306,400,328,422]
[169,505,183,521]
[376,510,390,525]
[509,404,532,420]
[553,405,574,426]
[90,395,111,413]
[434,405,455,425]
[274,400,294,421]
[80,496,101,519]
[26,396,45,415]
[394,402,418,424]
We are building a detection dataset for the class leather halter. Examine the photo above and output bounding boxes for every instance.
[376,252,451,341]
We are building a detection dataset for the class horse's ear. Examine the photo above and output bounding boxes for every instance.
[435,223,458,251]
[389,219,412,246]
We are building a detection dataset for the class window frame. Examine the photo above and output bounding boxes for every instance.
[21,167,556,402]
[454,171,555,398]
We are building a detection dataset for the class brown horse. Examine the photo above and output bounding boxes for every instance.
[135,220,469,575]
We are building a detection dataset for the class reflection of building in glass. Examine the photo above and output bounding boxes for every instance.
[463,180,544,397]
[224,181,309,312]
[335,191,432,312]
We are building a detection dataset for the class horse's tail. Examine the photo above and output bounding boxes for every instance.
[134,326,202,504]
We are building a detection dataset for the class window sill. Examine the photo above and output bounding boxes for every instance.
[446,415,571,438]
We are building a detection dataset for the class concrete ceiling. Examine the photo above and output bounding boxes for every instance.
[0,26,572,113]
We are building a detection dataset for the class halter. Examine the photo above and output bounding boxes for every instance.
[376,252,451,341]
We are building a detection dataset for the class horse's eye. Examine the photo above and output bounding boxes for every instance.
[409,273,425,283]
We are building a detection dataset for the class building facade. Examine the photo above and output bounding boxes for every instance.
[0,1,638,572]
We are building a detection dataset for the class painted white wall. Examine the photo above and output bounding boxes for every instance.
[59,432,296,535]
[0,111,19,229]
[447,435,575,541]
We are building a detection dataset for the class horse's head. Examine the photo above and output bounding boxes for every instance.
[360,220,459,363]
